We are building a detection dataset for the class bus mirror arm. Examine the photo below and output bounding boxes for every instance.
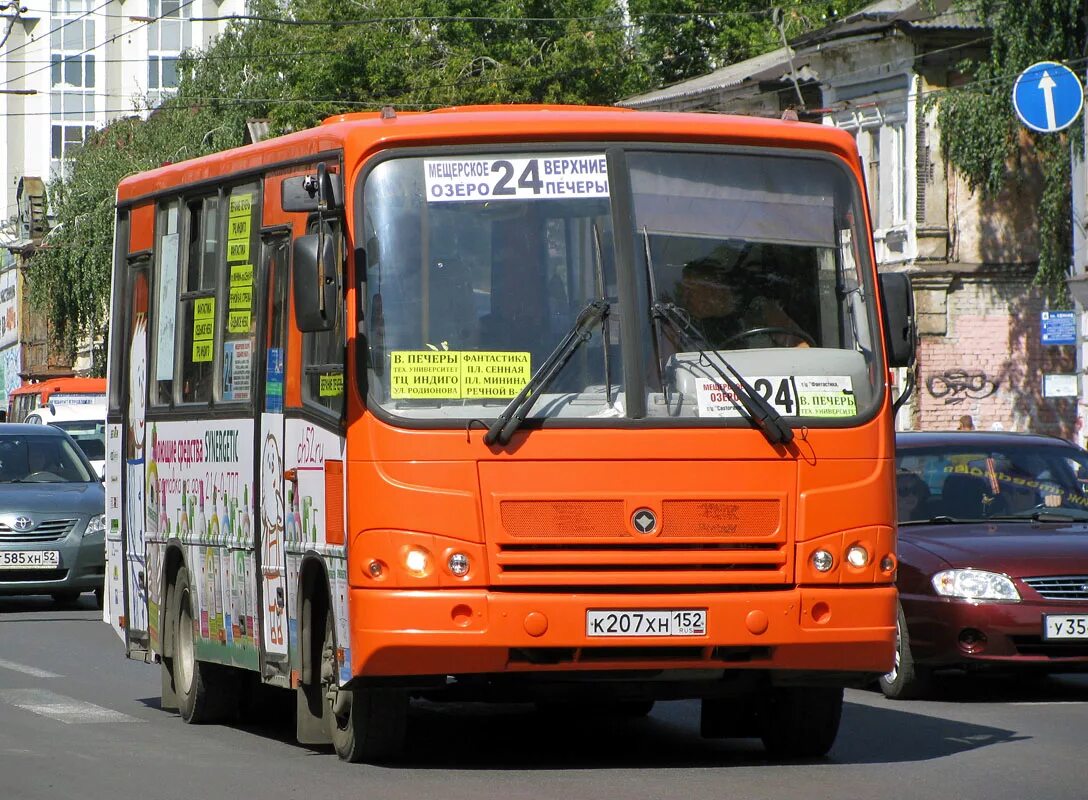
[281,167,343,213]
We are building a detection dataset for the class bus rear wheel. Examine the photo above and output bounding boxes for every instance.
[172,567,233,723]
[757,686,843,759]
[322,613,407,763]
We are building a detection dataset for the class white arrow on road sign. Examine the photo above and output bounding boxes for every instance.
[1012,61,1084,133]
[1038,70,1057,131]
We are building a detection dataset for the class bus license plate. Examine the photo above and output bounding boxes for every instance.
[586,609,707,637]
[1043,614,1088,640]
[0,551,60,570]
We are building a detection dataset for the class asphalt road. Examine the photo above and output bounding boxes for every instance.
[1,593,1086,800]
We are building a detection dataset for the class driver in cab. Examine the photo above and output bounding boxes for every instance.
[675,258,811,349]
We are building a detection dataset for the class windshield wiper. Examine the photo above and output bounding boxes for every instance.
[484,299,611,446]
[652,301,793,446]
[986,511,1088,523]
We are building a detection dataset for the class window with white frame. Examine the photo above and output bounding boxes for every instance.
[49,0,96,169]
[146,0,192,106]
[837,104,908,232]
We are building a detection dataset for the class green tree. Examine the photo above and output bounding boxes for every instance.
[26,107,241,371]
[629,1,870,87]
[931,0,1085,298]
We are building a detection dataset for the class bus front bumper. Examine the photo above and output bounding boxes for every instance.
[348,586,896,678]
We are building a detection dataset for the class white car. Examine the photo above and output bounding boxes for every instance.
[24,403,106,479]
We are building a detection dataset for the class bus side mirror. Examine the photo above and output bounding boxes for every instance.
[879,272,916,368]
[293,232,338,332]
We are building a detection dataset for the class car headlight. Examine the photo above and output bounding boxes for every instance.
[84,514,105,537]
[932,569,1020,602]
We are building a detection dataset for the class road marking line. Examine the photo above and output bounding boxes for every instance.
[0,689,141,723]
[0,658,62,679]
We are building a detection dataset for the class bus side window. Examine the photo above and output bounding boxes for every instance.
[150,201,179,406]
[301,218,345,416]
[179,196,219,404]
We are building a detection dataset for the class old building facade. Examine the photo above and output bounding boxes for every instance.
[622,0,1077,438]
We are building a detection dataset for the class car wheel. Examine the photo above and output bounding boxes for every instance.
[879,602,932,700]
[757,686,843,759]
[323,612,407,762]
[172,567,234,723]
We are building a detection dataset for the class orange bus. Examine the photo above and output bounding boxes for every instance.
[7,376,106,423]
[106,105,915,763]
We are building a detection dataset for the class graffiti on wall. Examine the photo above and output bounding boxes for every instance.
[926,370,999,405]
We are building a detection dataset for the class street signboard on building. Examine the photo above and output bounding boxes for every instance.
[1043,374,1078,398]
[1012,61,1084,133]
[1041,310,1076,345]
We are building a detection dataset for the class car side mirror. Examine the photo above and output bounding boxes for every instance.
[879,272,916,368]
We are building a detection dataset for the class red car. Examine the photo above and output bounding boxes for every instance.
[884,431,1088,698]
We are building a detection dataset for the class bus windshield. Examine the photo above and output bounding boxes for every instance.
[362,147,880,426]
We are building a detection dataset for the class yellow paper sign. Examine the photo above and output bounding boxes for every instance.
[227,240,250,263]
[319,373,344,397]
[229,192,253,217]
[228,216,251,241]
[389,351,531,399]
[192,297,215,362]
[230,263,254,287]
[228,311,251,334]
[229,285,252,310]
[193,340,213,363]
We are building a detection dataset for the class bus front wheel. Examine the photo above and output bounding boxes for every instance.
[171,567,233,723]
[322,613,407,763]
[757,686,843,759]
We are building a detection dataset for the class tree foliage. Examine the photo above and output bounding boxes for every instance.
[629,0,871,87]
[26,107,241,369]
[932,0,1085,298]
[30,0,881,372]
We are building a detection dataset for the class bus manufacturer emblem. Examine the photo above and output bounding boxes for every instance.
[632,509,657,534]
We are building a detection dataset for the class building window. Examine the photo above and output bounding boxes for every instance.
[49,0,96,170]
[146,0,192,105]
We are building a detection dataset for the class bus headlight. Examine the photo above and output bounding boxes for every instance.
[845,544,869,568]
[403,547,432,578]
[447,552,470,577]
[812,550,835,572]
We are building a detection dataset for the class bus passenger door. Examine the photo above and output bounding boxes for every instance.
[257,232,291,669]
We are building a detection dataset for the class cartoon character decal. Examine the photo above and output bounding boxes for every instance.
[260,432,287,655]
[125,313,149,633]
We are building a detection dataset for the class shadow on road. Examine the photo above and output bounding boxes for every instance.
[390,696,1025,769]
[0,592,99,619]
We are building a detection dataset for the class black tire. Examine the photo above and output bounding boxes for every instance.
[879,603,932,700]
[51,591,81,605]
[757,686,843,759]
[323,613,407,762]
[172,567,234,723]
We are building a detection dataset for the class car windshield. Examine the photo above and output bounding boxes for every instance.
[0,434,95,483]
[51,421,106,462]
[896,441,1088,523]
[361,147,881,426]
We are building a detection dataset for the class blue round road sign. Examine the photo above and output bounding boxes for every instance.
[1012,61,1084,133]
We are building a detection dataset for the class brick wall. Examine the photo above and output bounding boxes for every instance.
[911,274,1076,437]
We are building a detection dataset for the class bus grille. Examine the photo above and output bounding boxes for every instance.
[493,499,788,587]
